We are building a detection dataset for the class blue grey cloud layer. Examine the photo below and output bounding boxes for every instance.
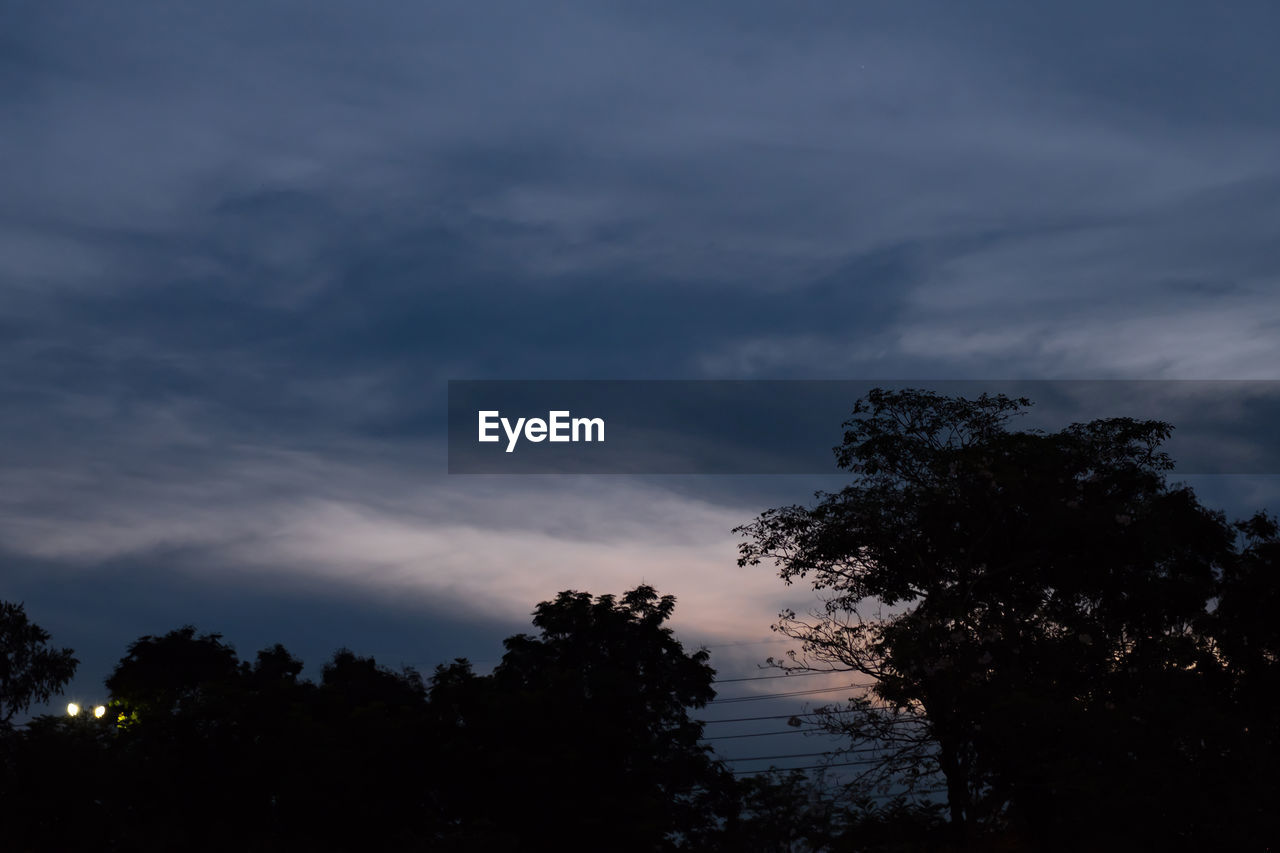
[4,0,1280,701]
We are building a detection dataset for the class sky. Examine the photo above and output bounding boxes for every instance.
[4,1,1280,765]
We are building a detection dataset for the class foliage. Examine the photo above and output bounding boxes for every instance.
[0,601,77,725]
[429,585,736,851]
[737,388,1271,847]
[1,586,744,852]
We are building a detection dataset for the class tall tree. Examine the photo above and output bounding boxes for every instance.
[736,389,1242,846]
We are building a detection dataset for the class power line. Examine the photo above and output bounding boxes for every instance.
[700,711,927,726]
[730,760,946,779]
[709,683,873,704]
[698,712,825,725]
[724,751,839,762]
[723,747,893,762]
[728,754,886,767]
[712,670,848,684]
[694,638,787,648]
[703,728,832,741]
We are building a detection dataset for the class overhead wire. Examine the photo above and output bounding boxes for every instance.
[711,670,852,684]
[698,711,825,724]
[723,746,898,762]
[709,682,874,703]
[699,711,927,725]
[702,728,831,741]
[729,759,947,781]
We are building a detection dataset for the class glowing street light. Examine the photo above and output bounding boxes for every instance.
[67,702,81,716]
[94,705,106,718]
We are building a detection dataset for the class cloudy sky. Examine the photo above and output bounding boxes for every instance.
[5,0,1280,738]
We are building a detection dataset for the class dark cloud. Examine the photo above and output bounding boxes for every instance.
[4,0,1280,693]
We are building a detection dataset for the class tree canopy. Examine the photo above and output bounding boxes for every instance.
[737,388,1279,848]
[429,585,735,851]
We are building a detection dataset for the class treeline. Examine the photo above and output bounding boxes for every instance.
[0,589,936,853]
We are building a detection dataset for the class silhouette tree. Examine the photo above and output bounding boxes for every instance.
[1,705,119,850]
[737,389,1247,847]
[106,625,241,719]
[0,602,85,849]
[429,585,737,851]
[4,593,755,851]
[725,769,844,852]
[1202,511,1280,844]
[0,600,77,726]
[295,649,434,850]
[100,627,256,849]
[104,629,438,851]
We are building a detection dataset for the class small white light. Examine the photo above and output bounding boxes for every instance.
[67,703,80,716]
[94,705,106,718]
